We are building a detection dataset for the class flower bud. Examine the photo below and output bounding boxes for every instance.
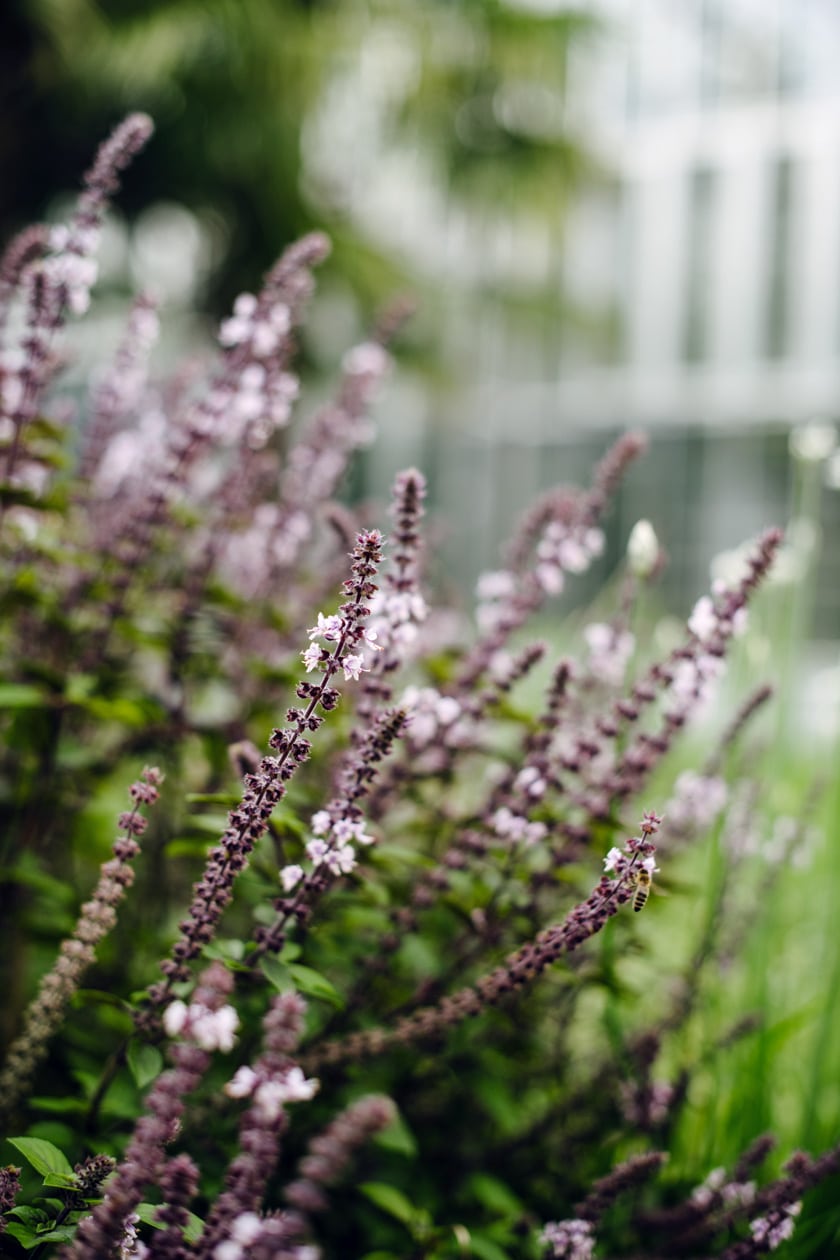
[626,519,659,579]
[789,419,836,463]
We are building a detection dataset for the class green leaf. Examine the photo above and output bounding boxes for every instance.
[287,963,344,1009]
[78,695,153,725]
[165,838,213,859]
[20,1222,79,1245]
[42,1172,77,1188]
[63,673,98,704]
[467,1173,524,1216]
[359,1181,420,1228]
[185,792,239,805]
[184,813,231,836]
[0,683,48,710]
[467,1233,511,1260]
[127,1042,163,1089]
[7,1137,74,1179]
[202,938,245,964]
[0,851,75,902]
[135,1201,205,1242]
[73,989,132,1013]
[26,1097,86,1115]
[181,1209,205,1244]
[259,956,293,991]
[374,1111,418,1157]
[8,1207,49,1225]
[268,806,309,840]
[4,1220,43,1247]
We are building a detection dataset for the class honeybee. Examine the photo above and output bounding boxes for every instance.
[633,868,652,913]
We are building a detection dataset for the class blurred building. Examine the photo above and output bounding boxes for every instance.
[312,1,840,625]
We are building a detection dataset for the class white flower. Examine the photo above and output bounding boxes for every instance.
[118,1212,145,1259]
[326,843,356,875]
[269,302,291,334]
[731,607,749,637]
[214,1211,265,1258]
[280,864,304,892]
[556,538,589,572]
[225,1065,259,1099]
[492,807,519,838]
[253,1067,319,1120]
[666,772,728,833]
[163,999,188,1038]
[219,293,257,347]
[362,626,382,651]
[311,810,332,836]
[190,1004,239,1053]
[251,320,280,356]
[514,766,547,798]
[722,1180,755,1207]
[308,612,343,642]
[475,601,506,634]
[306,838,329,866]
[535,562,564,595]
[230,1212,263,1244]
[688,596,718,643]
[584,623,635,687]
[278,1065,319,1102]
[301,643,322,672]
[475,570,516,601]
[49,224,70,251]
[492,809,546,846]
[213,1242,241,1260]
[436,696,461,726]
[585,528,605,557]
[540,1218,594,1260]
[252,1080,287,1122]
[400,686,443,746]
[749,1205,800,1249]
[240,363,266,390]
[342,653,366,681]
[165,1000,238,1051]
[603,847,624,874]
[1,372,23,417]
[342,341,389,377]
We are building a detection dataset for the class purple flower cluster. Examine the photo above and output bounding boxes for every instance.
[0,766,162,1119]
[144,530,384,1011]
[0,1164,21,1237]
[306,815,663,1070]
[61,963,235,1260]
[1,114,153,510]
[2,117,831,1260]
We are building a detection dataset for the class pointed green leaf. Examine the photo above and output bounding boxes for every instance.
[43,1172,77,1188]
[374,1111,418,1157]
[135,1200,205,1242]
[287,963,344,1009]
[7,1137,74,1179]
[127,1041,163,1089]
[359,1181,419,1227]
[468,1233,511,1260]
[258,956,293,992]
[4,1220,43,1247]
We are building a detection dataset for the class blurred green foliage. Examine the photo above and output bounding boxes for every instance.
[2,0,598,317]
